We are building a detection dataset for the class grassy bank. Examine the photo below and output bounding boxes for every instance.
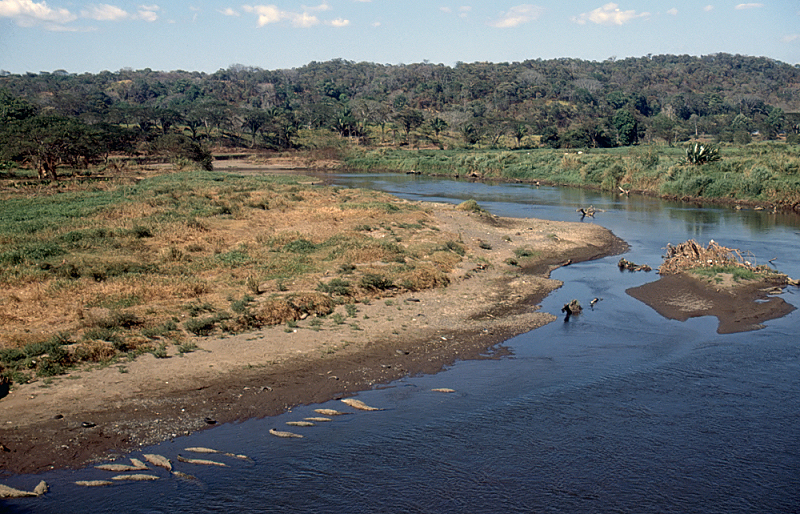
[343,143,800,210]
[0,170,466,385]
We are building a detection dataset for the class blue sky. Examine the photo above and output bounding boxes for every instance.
[1,1,798,74]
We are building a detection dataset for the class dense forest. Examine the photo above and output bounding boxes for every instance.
[2,53,799,178]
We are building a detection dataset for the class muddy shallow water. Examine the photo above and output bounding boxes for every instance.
[4,174,799,514]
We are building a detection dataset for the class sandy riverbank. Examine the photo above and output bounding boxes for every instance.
[0,199,625,476]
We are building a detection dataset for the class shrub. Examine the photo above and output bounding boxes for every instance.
[360,273,394,291]
[318,278,352,296]
[514,247,538,259]
[184,315,226,336]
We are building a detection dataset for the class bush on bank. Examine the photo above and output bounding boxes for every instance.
[343,143,800,208]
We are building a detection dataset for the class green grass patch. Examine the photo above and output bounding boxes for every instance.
[689,265,759,282]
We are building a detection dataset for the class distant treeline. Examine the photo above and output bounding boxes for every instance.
[1,53,800,178]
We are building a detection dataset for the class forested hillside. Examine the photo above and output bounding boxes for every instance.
[2,53,799,177]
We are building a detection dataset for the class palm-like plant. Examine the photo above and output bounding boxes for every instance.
[684,142,720,165]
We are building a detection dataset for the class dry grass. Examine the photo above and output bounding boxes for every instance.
[0,169,469,381]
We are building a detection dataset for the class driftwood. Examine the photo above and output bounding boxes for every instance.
[659,239,755,275]
[561,299,582,321]
[618,258,652,272]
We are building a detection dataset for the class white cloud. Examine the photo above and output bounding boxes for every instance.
[244,3,348,28]
[137,4,159,22]
[288,11,318,27]
[219,7,239,16]
[327,17,348,26]
[440,6,451,13]
[242,4,282,26]
[458,6,470,18]
[489,4,543,28]
[81,4,129,21]
[0,0,77,27]
[781,34,799,43]
[667,7,678,15]
[572,3,650,25]
[371,20,380,26]
[304,2,330,12]
[735,3,763,9]
[703,5,714,12]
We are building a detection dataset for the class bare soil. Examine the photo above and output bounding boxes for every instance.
[627,272,796,333]
[0,190,625,476]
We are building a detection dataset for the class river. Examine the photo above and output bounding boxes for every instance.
[4,174,799,513]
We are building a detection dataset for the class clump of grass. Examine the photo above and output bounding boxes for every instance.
[231,294,255,314]
[339,263,356,274]
[331,313,345,325]
[177,342,198,354]
[456,199,485,213]
[141,320,178,339]
[283,239,317,254]
[184,313,230,336]
[345,303,358,317]
[443,240,466,256]
[317,278,352,296]
[360,273,394,291]
[514,247,539,259]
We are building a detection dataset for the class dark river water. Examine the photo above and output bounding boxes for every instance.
[4,174,800,513]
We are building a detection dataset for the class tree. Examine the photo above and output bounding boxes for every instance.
[460,123,481,146]
[241,109,269,147]
[149,133,213,170]
[429,117,448,141]
[0,89,37,122]
[651,114,677,145]
[394,108,424,139]
[0,115,102,180]
[763,107,785,140]
[613,109,639,146]
[512,123,528,148]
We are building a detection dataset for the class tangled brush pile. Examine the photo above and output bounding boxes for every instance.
[658,239,757,275]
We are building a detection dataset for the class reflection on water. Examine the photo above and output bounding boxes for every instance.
[5,173,799,514]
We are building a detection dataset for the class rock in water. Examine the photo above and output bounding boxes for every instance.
[304,417,332,422]
[341,398,382,411]
[223,452,250,460]
[314,408,347,416]
[75,481,113,487]
[33,481,48,496]
[432,388,456,393]
[143,454,173,471]
[129,458,148,470]
[172,471,198,481]
[177,455,228,467]
[269,428,303,438]
[184,447,221,454]
[95,463,146,472]
[110,474,159,481]
[286,421,315,427]
[0,480,48,498]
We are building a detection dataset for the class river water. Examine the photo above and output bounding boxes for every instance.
[5,174,799,513]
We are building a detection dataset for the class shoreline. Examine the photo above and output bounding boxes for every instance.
[0,204,626,476]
